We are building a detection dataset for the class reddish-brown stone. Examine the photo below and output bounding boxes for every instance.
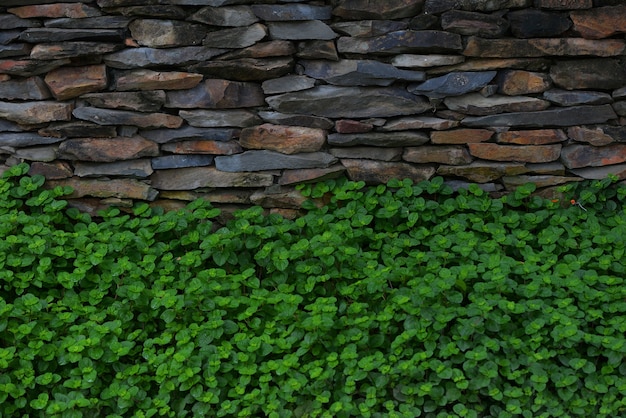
[239,123,326,154]
[497,129,567,145]
[571,5,626,39]
[499,70,551,95]
[335,119,374,133]
[0,59,70,77]
[403,145,473,165]
[113,70,203,91]
[437,161,528,183]
[468,142,561,163]
[58,136,159,162]
[29,161,73,179]
[567,126,614,146]
[8,4,101,19]
[340,158,435,184]
[29,42,122,60]
[430,129,494,144]
[250,187,308,209]
[0,101,73,125]
[561,144,626,169]
[161,140,243,155]
[45,177,157,200]
[44,64,107,100]
[279,165,346,185]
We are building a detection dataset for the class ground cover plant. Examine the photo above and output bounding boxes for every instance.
[1,163,626,417]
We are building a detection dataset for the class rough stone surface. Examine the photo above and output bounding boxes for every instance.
[340,159,435,184]
[542,89,613,106]
[408,71,496,98]
[497,129,567,145]
[335,119,374,133]
[302,59,425,86]
[0,76,51,100]
[444,93,550,115]
[431,128,494,144]
[464,37,625,58]
[468,142,562,163]
[381,116,460,131]
[161,140,242,155]
[239,124,326,154]
[261,75,315,95]
[330,147,403,161]
[203,23,267,48]
[561,144,626,169]
[567,126,614,146]
[189,57,294,81]
[251,4,332,21]
[215,150,336,172]
[30,42,123,60]
[441,10,509,38]
[462,105,617,128]
[74,160,154,178]
[179,109,261,127]
[258,111,334,130]
[0,132,63,147]
[190,6,259,27]
[82,91,166,112]
[0,101,73,125]
[44,64,107,100]
[437,161,528,183]
[570,5,626,39]
[403,145,473,165]
[151,155,214,170]
[332,20,408,37]
[550,59,626,90]
[39,122,116,139]
[165,79,264,109]
[140,127,239,144]
[58,136,159,162]
[46,177,157,200]
[268,21,337,41]
[498,70,551,95]
[129,19,206,48]
[278,165,346,185]
[151,167,274,190]
[113,69,203,91]
[507,9,571,38]
[8,4,102,19]
[332,0,424,19]
[391,54,465,68]
[73,107,183,129]
[104,47,226,69]
[337,30,463,55]
[328,131,429,147]
[266,86,431,118]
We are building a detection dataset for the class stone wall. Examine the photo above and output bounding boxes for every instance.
[2,0,626,216]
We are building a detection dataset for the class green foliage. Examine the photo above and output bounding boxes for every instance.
[2,163,626,417]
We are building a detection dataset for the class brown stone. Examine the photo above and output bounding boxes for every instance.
[190,5,259,26]
[381,116,459,131]
[463,37,625,57]
[332,20,408,37]
[0,58,70,77]
[431,129,494,144]
[330,147,403,161]
[571,5,626,39]
[39,122,117,139]
[437,161,528,183]
[0,101,73,125]
[165,79,264,109]
[561,144,626,169]
[0,76,51,100]
[151,166,274,190]
[58,136,159,162]
[239,124,326,154]
[335,119,374,133]
[337,30,463,55]
[129,19,206,48]
[73,107,183,129]
[46,177,157,200]
[216,41,296,60]
[468,143,561,162]
[189,57,294,82]
[29,161,73,179]
[441,10,509,38]
[534,0,592,9]
[44,64,107,100]
[30,43,122,60]
[8,4,102,19]
[497,129,567,145]
[507,9,572,38]
[403,145,473,165]
[498,70,551,95]
[180,109,262,128]
[161,140,242,155]
[113,70,203,91]
[340,159,435,184]
[567,126,614,146]
[296,40,339,61]
[250,187,307,209]
[278,165,346,185]
[82,91,166,112]
[550,59,626,90]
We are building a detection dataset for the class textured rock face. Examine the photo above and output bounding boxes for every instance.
[2,1,626,210]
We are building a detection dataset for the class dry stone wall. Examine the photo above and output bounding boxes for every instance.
[2,0,626,216]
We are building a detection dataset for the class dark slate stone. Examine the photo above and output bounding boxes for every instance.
[251,4,332,21]
[39,122,117,139]
[296,40,338,60]
[408,71,497,99]
[203,23,267,48]
[0,76,51,100]
[0,120,23,133]
[29,42,123,60]
[332,0,423,19]
[0,44,32,59]
[337,30,463,55]
[409,14,439,30]
[462,105,617,128]
[258,111,334,130]
[188,57,294,82]
[215,150,337,172]
[165,79,265,109]
[139,126,240,144]
[328,131,429,147]
[74,160,154,178]
[332,20,408,37]
[550,59,626,90]
[266,85,432,118]
[19,28,124,43]
[301,59,425,86]
[507,9,572,38]
[0,58,70,77]
[441,10,509,38]
[151,154,214,169]
[0,31,21,45]
[600,126,626,142]
[425,0,531,13]
[44,16,131,29]
[0,14,41,29]
[542,89,613,106]
[0,133,63,147]
[107,5,188,19]
[189,6,258,26]
[268,21,337,40]
[82,91,166,112]
[104,47,227,69]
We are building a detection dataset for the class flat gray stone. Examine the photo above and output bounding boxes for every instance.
[301,59,425,86]
[12,146,58,162]
[329,147,403,161]
[542,89,613,106]
[150,166,274,190]
[189,6,259,27]
[340,159,436,185]
[380,116,460,131]
[129,19,206,48]
[19,28,124,43]
[0,14,41,29]
[140,126,239,144]
[251,4,332,21]
[44,16,131,29]
[408,71,497,98]
[266,85,431,118]
[391,54,465,68]
[74,160,154,178]
[203,23,267,48]
[166,79,264,109]
[151,155,214,170]
[104,46,226,69]
[179,109,262,127]
[215,150,336,172]
[82,91,166,112]
[73,107,182,129]
[268,21,337,40]
[444,93,551,115]
[331,20,407,37]
[0,132,63,147]
[258,111,334,130]
[328,131,429,147]
[462,105,617,128]
[0,44,32,59]
[337,30,463,55]
[0,76,51,100]
[39,122,116,138]
[333,0,423,19]
[570,163,626,180]
[261,75,316,95]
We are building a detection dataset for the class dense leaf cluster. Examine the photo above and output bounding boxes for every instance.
[1,163,626,417]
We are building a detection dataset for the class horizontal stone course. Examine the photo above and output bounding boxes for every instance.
[2,1,626,211]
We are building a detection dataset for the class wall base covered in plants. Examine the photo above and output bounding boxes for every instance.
[2,164,626,417]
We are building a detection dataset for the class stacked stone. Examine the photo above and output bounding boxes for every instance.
[2,0,626,215]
